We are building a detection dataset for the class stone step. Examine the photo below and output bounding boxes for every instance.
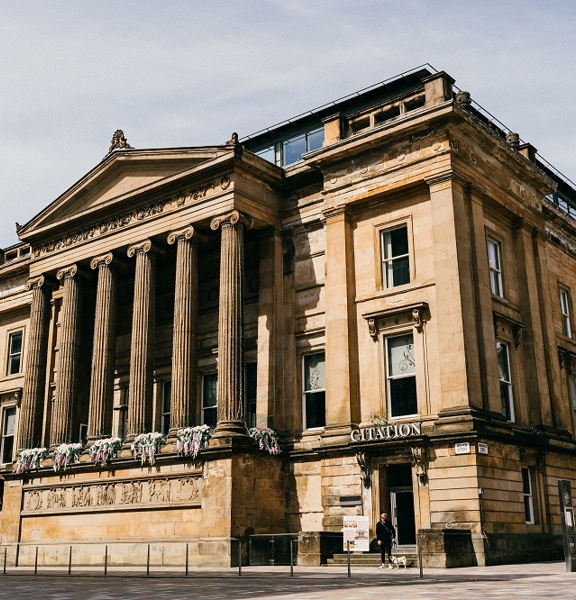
[325,551,418,567]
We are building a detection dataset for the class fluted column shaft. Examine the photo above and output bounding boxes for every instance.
[51,264,82,447]
[168,226,199,432]
[210,211,252,438]
[127,240,155,438]
[88,253,117,440]
[18,276,53,450]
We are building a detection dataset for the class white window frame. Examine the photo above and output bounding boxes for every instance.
[381,224,410,289]
[487,238,503,297]
[497,340,515,422]
[7,330,23,376]
[202,373,218,428]
[1,406,16,464]
[161,380,171,435]
[302,351,326,430]
[560,288,573,338]
[385,332,418,418]
[522,467,535,524]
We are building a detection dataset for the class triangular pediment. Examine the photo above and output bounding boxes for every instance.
[19,147,231,240]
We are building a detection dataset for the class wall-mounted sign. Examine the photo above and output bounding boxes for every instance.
[343,515,370,552]
[455,442,471,455]
[350,421,421,443]
[478,442,488,455]
[340,496,362,506]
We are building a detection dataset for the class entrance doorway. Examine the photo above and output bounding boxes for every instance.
[380,463,416,546]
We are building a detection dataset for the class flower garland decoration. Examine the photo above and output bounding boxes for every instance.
[176,425,211,459]
[88,437,122,466]
[248,427,282,455]
[15,447,47,474]
[131,432,166,466]
[53,442,83,472]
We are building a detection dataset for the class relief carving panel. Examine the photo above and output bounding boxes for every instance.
[22,475,202,515]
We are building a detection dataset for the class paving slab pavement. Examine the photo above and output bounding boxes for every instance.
[0,561,573,599]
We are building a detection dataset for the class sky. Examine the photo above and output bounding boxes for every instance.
[1,0,575,247]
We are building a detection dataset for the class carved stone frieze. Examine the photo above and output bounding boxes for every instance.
[32,177,232,258]
[22,474,202,515]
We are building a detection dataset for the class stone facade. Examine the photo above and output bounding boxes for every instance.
[0,68,575,567]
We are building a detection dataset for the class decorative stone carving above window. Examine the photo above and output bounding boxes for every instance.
[493,311,523,348]
[363,302,429,341]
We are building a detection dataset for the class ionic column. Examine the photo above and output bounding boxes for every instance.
[87,252,118,440]
[126,240,156,439]
[210,210,252,439]
[51,264,83,447]
[18,275,54,450]
[167,226,200,433]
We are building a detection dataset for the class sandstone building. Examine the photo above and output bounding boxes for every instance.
[1,66,576,567]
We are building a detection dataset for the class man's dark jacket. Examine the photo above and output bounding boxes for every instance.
[376,519,396,544]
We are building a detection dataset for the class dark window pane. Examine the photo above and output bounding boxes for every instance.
[256,145,275,163]
[500,382,512,420]
[162,414,171,434]
[390,376,417,417]
[307,128,324,152]
[522,469,530,494]
[392,257,410,286]
[305,391,326,428]
[2,436,13,464]
[283,135,306,166]
[10,333,22,354]
[9,355,20,374]
[390,227,408,256]
[524,496,532,521]
[203,406,217,428]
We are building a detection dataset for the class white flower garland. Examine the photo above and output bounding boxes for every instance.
[53,442,83,472]
[88,437,122,466]
[130,432,166,466]
[15,447,47,474]
[248,427,281,455]
[176,425,211,459]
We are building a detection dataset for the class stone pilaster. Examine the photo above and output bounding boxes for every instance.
[167,226,200,433]
[51,264,83,447]
[87,252,118,440]
[18,275,54,450]
[210,210,252,440]
[126,240,156,439]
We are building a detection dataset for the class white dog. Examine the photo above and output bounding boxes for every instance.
[389,555,407,568]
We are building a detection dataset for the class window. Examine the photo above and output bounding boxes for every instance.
[161,381,171,434]
[497,341,515,421]
[202,373,218,428]
[487,238,503,297]
[386,333,417,417]
[522,467,535,524]
[245,363,257,429]
[560,289,573,338]
[303,352,326,429]
[7,331,23,375]
[78,423,88,445]
[381,225,410,288]
[255,127,324,167]
[1,407,16,464]
[282,128,323,166]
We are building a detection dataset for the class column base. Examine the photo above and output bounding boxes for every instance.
[210,421,252,448]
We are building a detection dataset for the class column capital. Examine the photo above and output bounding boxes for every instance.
[127,239,153,258]
[90,252,113,270]
[56,263,81,281]
[210,210,253,232]
[167,225,205,245]
[25,274,56,291]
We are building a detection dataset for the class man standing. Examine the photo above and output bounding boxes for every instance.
[376,512,396,568]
